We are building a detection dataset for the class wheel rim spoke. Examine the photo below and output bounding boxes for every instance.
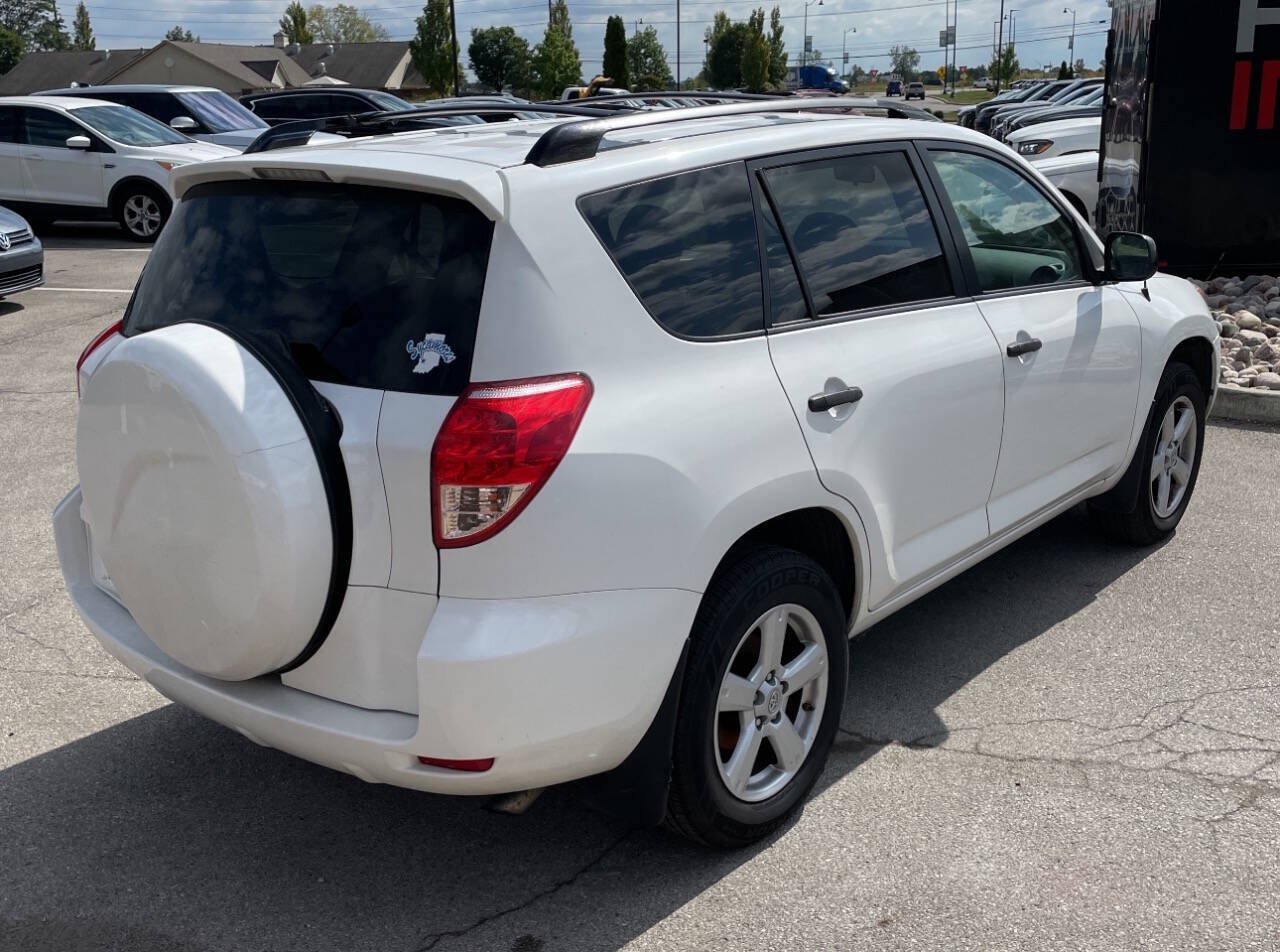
[723,721,763,794]
[757,609,787,674]
[1160,407,1175,445]
[782,644,825,695]
[718,674,758,713]
[1172,408,1193,443]
[1157,471,1172,513]
[1171,457,1191,486]
[767,717,807,772]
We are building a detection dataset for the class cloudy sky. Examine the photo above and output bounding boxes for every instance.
[83,0,1113,81]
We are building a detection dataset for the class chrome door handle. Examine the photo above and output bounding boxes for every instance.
[1006,338,1043,358]
[808,387,864,412]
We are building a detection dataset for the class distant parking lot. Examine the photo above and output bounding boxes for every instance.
[2,235,1279,950]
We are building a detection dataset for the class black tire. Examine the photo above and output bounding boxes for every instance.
[1088,361,1206,545]
[114,183,171,243]
[665,546,849,848]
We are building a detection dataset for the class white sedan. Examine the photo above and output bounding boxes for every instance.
[0,95,235,241]
[1008,115,1102,162]
[1037,150,1101,228]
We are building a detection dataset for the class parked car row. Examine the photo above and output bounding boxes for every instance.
[959,77,1105,229]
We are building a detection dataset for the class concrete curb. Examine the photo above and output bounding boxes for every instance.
[1210,386,1280,426]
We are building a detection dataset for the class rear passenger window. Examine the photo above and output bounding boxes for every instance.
[579,163,764,338]
[761,151,952,316]
[760,202,809,326]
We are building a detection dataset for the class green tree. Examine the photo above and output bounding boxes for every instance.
[307,3,389,43]
[0,0,48,45]
[848,63,866,85]
[766,5,786,87]
[888,44,919,80]
[279,2,313,44]
[30,0,68,50]
[468,25,529,92]
[1057,59,1073,79]
[70,0,90,49]
[626,24,670,90]
[164,25,197,42]
[0,24,22,72]
[740,18,769,92]
[409,0,455,96]
[988,42,1019,88]
[602,15,627,87]
[706,22,748,88]
[1073,57,1085,76]
[530,0,580,98]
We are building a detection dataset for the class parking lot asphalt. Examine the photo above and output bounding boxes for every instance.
[3,236,1279,952]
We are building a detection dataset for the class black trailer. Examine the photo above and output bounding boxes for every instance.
[1098,0,1280,276]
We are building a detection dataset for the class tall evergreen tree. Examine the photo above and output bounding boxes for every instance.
[530,0,580,98]
[71,1,91,49]
[409,0,456,96]
[602,15,627,88]
[278,2,314,44]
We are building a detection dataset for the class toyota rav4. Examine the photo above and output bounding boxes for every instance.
[55,101,1218,847]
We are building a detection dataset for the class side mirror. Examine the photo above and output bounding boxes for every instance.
[169,115,197,131]
[65,135,91,150]
[1105,231,1159,282]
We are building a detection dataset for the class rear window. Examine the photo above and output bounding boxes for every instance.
[124,181,493,396]
[578,162,764,339]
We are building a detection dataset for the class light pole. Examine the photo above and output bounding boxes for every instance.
[1063,7,1076,68]
[676,0,680,89]
[842,25,856,83]
[995,0,1005,94]
[1009,8,1020,54]
[802,0,822,69]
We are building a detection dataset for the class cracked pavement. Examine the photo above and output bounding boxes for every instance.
[2,236,1279,951]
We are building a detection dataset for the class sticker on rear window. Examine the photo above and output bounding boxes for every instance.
[407,334,456,375]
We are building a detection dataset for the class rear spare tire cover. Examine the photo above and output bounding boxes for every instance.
[77,323,348,680]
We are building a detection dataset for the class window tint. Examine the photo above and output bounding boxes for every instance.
[929,149,1083,292]
[329,94,379,115]
[0,107,18,143]
[124,181,494,396]
[579,162,764,338]
[762,151,952,315]
[760,201,808,326]
[24,108,85,148]
[177,91,267,131]
[251,95,312,120]
[74,105,188,147]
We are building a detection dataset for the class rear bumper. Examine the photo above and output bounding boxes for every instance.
[54,487,697,796]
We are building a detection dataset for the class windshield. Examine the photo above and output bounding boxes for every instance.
[72,105,189,146]
[176,90,267,132]
[368,91,412,111]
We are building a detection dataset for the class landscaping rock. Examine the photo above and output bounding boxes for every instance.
[1220,319,1240,337]
[1237,329,1269,346]
[1255,372,1280,390]
[1236,310,1263,330]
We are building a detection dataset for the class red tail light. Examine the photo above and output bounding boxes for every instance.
[431,373,592,548]
[75,320,122,398]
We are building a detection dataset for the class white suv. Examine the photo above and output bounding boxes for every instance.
[0,96,235,241]
[56,103,1217,847]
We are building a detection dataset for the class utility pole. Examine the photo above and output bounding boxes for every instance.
[842,25,856,83]
[675,0,681,89]
[450,0,460,96]
[1064,6,1076,66]
[995,0,1005,94]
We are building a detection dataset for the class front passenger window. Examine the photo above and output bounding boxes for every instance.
[929,150,1083,292]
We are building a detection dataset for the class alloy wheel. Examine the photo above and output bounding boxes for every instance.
[123,194,163,238]
[714,603,829,803]
[1150,394,1197,519]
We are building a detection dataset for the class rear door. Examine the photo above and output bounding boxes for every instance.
[0,107,23,204]
[921,145,1141,534]
[18,106,105,207]
[758,143,1007,611]
[120,179,497,595]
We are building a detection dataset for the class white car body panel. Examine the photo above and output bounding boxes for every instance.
[1009,116,1102,161]
[1037,150,1102,227]
[59,113,1217,796]
[976,286,1143,534]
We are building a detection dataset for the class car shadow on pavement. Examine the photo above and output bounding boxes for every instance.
[36,222,141,251]
[0,507,1161,952]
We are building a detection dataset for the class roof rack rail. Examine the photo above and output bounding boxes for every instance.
[523,97,938,167]
[244,102,619,155]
